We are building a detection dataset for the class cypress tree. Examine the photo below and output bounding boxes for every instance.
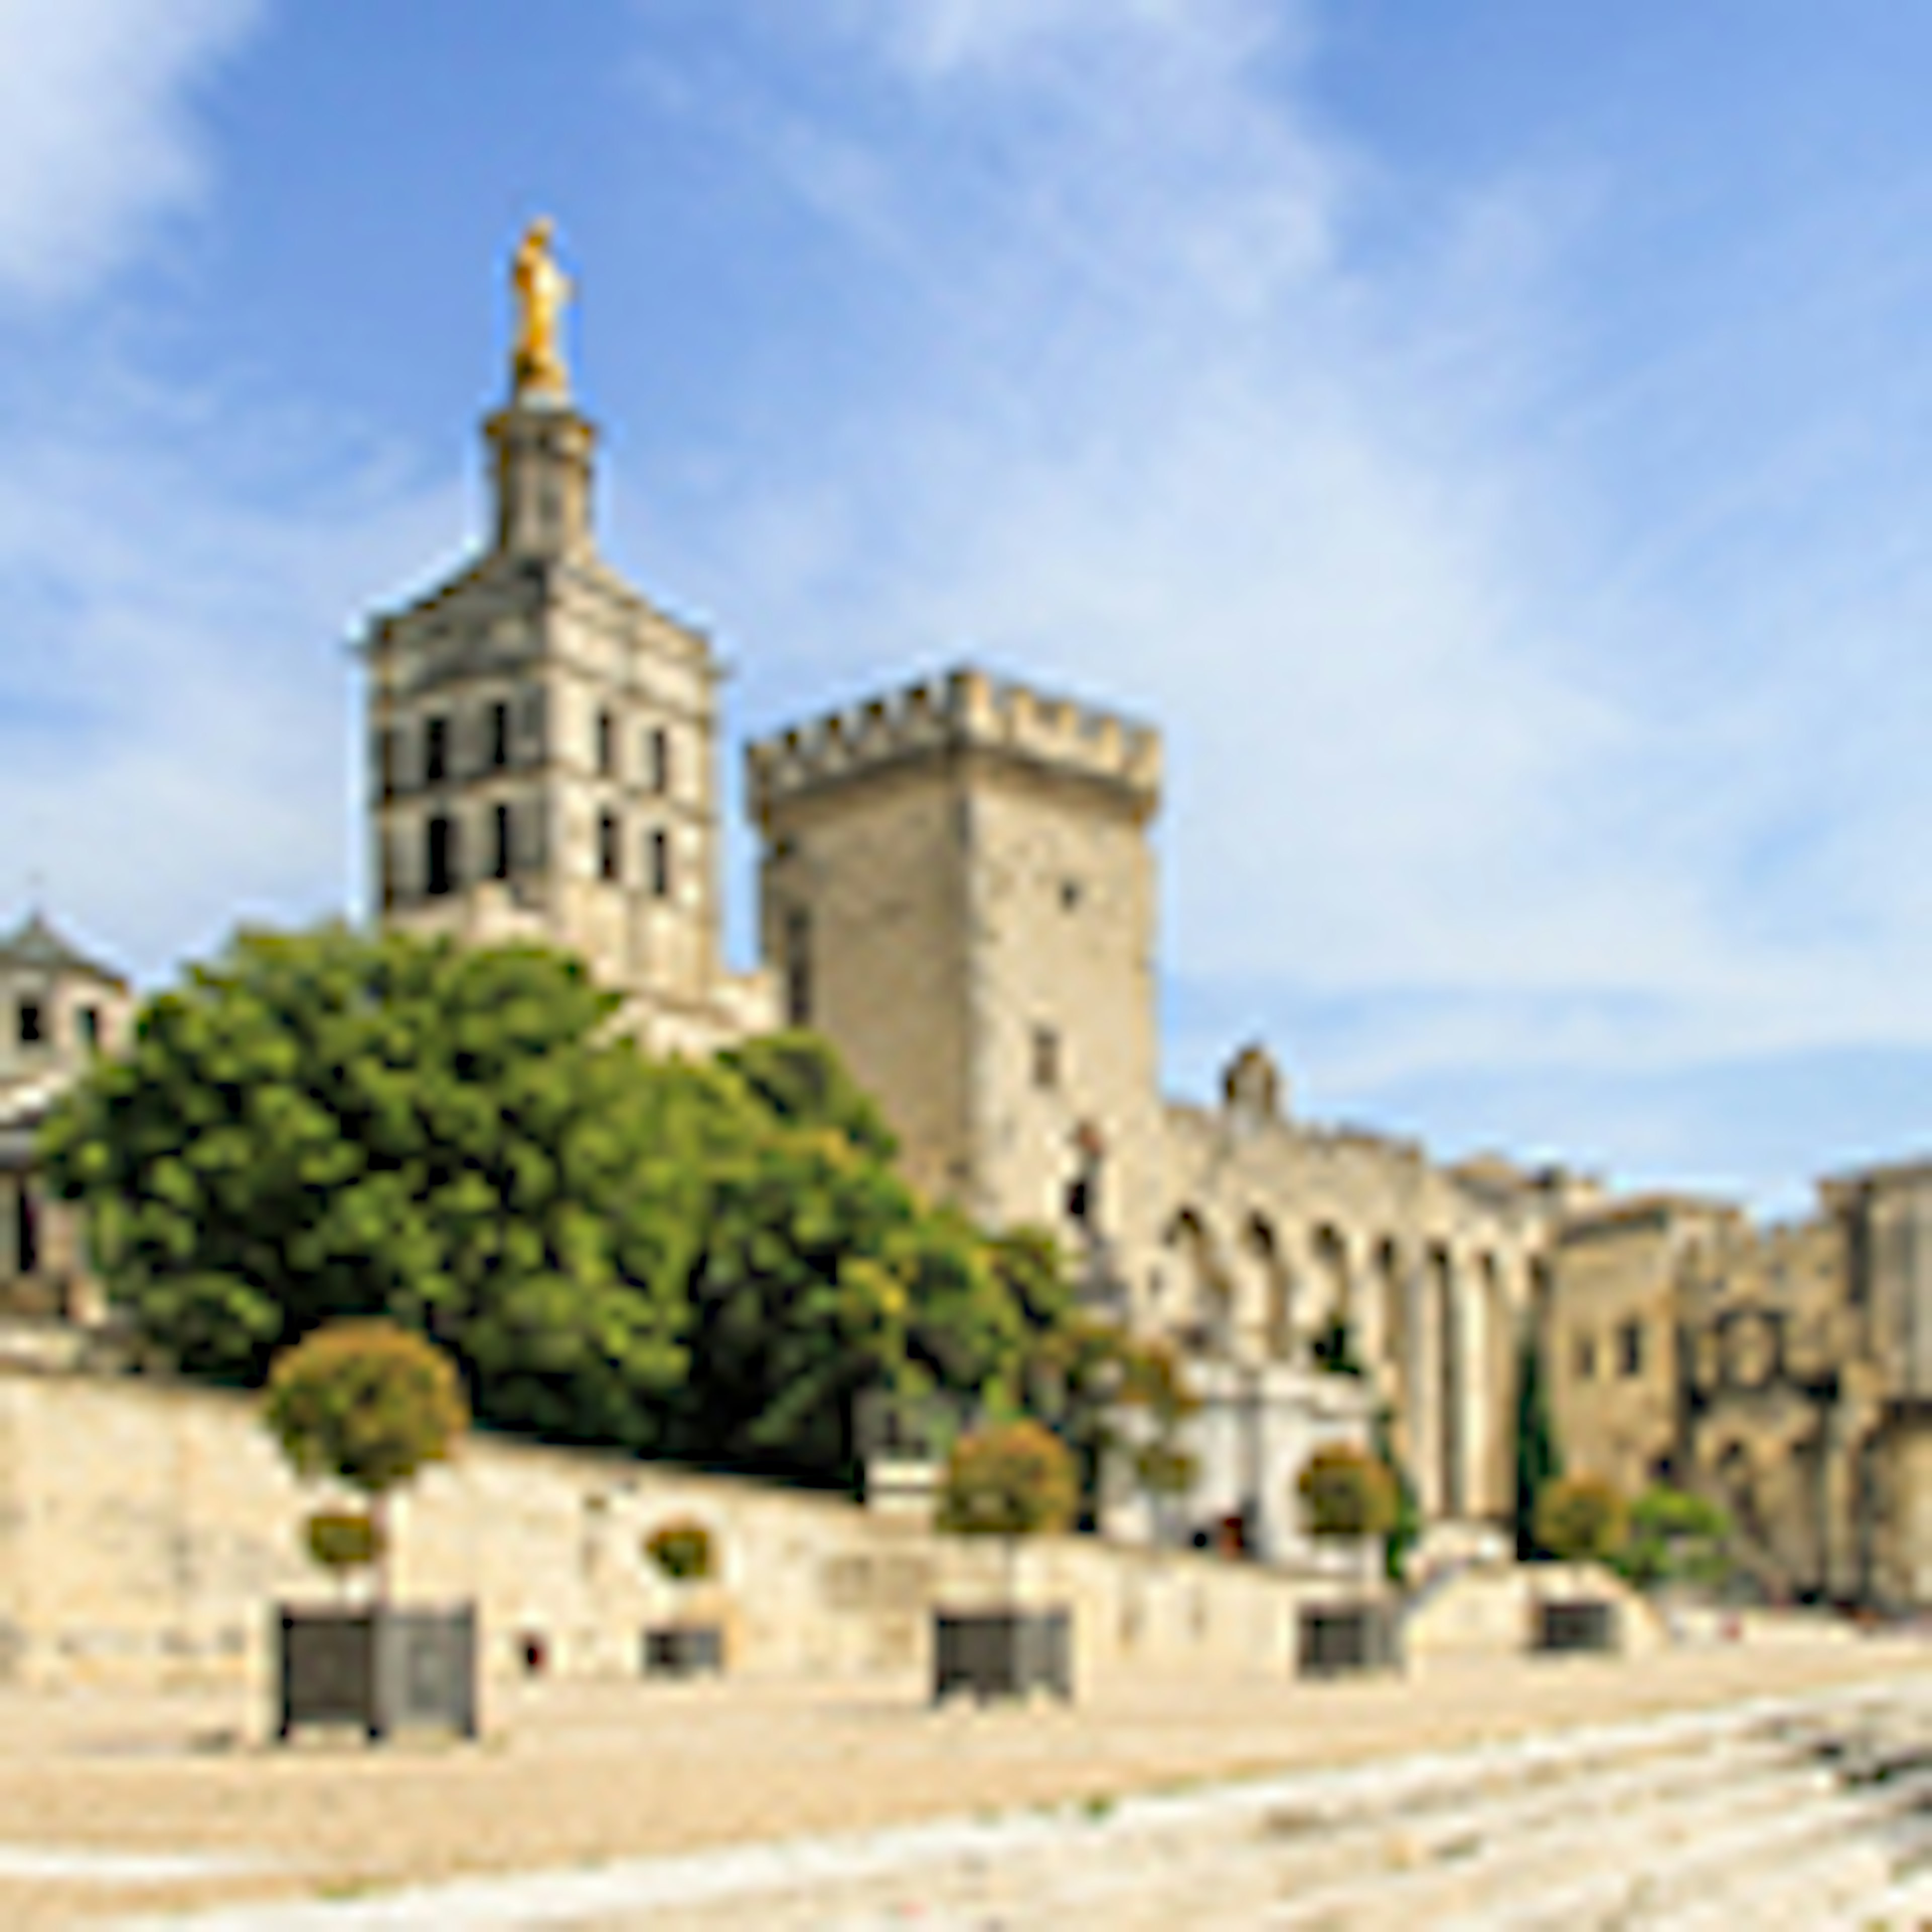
[1512,1328,1563,1560]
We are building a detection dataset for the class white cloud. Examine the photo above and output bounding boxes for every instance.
[0,381,463,981]
[0,0,262,305]
[670,0,1932,1133]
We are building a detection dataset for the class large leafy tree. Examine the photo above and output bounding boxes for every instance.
[41,923,1098,1489]
[41,925,710,1432]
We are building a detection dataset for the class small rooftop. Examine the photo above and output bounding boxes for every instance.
[0,912,128,990]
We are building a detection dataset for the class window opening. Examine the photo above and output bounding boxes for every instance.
[1031,1024,1061,1091]
[425,815,457,897]
[492,803,513,880]
[783,905,812,1025]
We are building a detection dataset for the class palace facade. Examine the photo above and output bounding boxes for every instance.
[8,228,1932,1600]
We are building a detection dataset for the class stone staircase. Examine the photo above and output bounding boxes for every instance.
[703,1674,1932,1929]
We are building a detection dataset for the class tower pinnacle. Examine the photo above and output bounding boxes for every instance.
[510,216,573,403]
[487,218,595,557]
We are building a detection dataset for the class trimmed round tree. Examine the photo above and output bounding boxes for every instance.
[1298,1443,1400,1544]
[1533,1473,1630,1566]
[939,1418,1078,1603]
[939,1419,1079,1540]
[265,1319,469,1602]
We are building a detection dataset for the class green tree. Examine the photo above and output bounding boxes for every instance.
[1534,1473,1630,1565]
[1512,1330,1564,1560]
[1112,1334,1201,1538]
[718,1030,898,1163]
[264,1319,468,1601]
[42,922,1124,1494]
[1615,1484,1733,1591]
[38,925,696,1441]
[1297,1443,1400,1541]
[938,1419,1079,1539]
[1372,1407,1423,1584]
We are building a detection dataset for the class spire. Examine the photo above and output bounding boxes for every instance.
[486,217,597,559]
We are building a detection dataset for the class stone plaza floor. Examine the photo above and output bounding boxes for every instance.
[0,1630,1927,1926]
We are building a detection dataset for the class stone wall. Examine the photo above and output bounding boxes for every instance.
[0,1369,1384,1707]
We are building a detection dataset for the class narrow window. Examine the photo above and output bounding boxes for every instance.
[380,832,400,910]
[489,701,511,771]
[76,1006,100,1052]
[17,1001,43,1047]
[596,708,616,779]
[649,828,671,900]
[1574,1333,1596,1381]
[648,725,671,795]
[492,803,513,880]
[14,1187,37,1276]
[424,715,449,785]
[1618,1319,1644,1378]
[425,814,457,897]
[376,726,398,799]
[1060,877,1082,911]
[783,905,812,1026]
[1031,1024,1060,1091]
[599,812,622,882]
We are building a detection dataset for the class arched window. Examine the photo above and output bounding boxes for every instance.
[649,828,671,900]
[648,725,671,795]
[598,812,621,882]
[596,708,616,778]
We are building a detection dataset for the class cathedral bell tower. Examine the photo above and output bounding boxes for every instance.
[359,220,777,1055]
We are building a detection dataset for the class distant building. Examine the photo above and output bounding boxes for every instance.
[0,913,133,1352]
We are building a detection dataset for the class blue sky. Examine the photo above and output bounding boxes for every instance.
[5,1,1932,1216]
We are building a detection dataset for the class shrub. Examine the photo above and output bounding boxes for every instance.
[1617,1484,1733,1589]
[1297,1443,1399,1541]
[1534,1473,1630,1564]
[644,1519,715,1582]
[304,1509,384,1573]
[938,1420,1078,1539]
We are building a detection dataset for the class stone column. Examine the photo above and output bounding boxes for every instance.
[1405,1253,1443,1519]
[1436,1250,1465,1519]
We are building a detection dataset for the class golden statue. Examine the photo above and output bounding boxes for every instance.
[511,216,572,398]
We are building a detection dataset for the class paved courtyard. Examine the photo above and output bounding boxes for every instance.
[0,1631,1927,1926]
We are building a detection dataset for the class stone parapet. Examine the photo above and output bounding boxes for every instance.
[746,667,1162,825]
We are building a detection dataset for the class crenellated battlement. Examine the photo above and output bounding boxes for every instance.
[746,666,1161,822]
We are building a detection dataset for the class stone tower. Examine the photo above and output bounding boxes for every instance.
[747,669,1166,1311]
[361,222,772,1053]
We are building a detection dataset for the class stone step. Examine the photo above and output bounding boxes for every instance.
[1430,1761,1932,1932]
